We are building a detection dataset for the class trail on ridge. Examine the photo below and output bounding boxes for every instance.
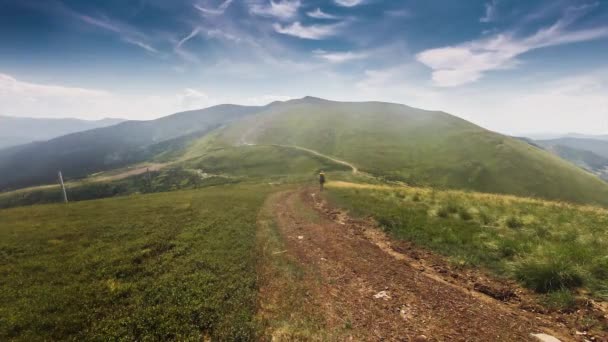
[259,188,576,341]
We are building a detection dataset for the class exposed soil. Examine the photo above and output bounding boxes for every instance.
[263,187,608,341]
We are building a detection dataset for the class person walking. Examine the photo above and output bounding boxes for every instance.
[319,171,326,192]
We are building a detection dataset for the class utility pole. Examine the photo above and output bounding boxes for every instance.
[146,168,152,189]
[58,171,68,203]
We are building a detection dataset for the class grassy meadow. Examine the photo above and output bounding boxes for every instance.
[0,184,277,340]
[327,181,608,306]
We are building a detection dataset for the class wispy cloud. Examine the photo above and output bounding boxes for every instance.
[249,0,300,20]
[307,8,338,20]
[177,27,201,49]
[69,9,158,54]
[273,22,342,39]
[480,0,499,23]
[313,50,367,63]
[0,73,109,98]
[417,5,608,87]
[193,0,234,16]
[334,0,364,7]
[123,38,158,53]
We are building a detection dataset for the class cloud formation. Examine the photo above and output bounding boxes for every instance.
[480,0,499,23]
[0,73,109,98]
[249,0,301,20]
[194,0,234,16]
[334,0,364,7]
[313,50,367,63]
[273,22,341,39]
[307,8,338,19]
[417,8,608,87]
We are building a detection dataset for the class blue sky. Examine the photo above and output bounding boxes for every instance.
[1,0,607,134]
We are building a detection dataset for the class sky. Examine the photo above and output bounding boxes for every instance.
[1,0,607,135]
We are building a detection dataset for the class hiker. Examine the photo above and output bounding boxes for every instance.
[319,171,326,192]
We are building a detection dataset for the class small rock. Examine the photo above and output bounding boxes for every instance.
[373,290,391,300]
[530,333,562,342]
[414,335,428,342]
[297,236,304,240]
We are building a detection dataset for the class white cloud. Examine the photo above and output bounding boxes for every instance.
[480,0,498,23]
[307,8,338,20]
[417,10,608,87]
[334,0,364,7]
[177,88,211,110]
[273,22,341,39]
[249,0,300,20]
[177,28,201,49]
[0,73,109,98]
[193,0,233,16]
[313,50,367,63]
[73,13,158,54]
[122,38,158,53]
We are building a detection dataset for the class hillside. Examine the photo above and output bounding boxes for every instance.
[211,97,608,206]
[0,116,124,149]
[541,144,608,181]
[4,97,608,206]
[0,105,261,190]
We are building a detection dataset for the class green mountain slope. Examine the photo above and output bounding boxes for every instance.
[210,97,608,206]
[0,105,261,191]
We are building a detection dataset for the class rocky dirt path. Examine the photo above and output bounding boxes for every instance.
[263,188,579,341]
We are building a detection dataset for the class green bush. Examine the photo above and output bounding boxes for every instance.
[514,256,584,293]
[437,206,450,218]
[458,208,473,221]
[505,216,524,229]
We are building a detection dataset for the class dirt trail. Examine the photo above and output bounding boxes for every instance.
[265,188,579,341]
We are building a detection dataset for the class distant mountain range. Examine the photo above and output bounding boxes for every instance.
[533,138,608,181]
[0,116,125,149]
[2,97,608,207]
[524,133,608,141]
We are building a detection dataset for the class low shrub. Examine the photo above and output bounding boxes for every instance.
[514,256,584,293]
[505,216,524,229]
[458,208,473,221]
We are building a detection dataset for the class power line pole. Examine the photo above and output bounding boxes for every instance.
[146,168,152,189]
[58,171,68,203]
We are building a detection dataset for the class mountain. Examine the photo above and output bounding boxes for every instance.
[544,145,608,181]
[536,138,608,159]
[3,97,608,206]
[0,105,260,190]
[525,133,608,141]
[534,138,608,181]
[0,116,124,149]
[209,97,608,205]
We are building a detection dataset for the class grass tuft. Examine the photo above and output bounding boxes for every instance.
[514,255,584,293]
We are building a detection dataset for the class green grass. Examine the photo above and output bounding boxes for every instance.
[0,144,347,209]
[326,182,608,306]
[183,144,351,179]
[214,98,608,206]
[0,184,276,340]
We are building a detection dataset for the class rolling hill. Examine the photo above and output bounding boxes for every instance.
[211,97,608,205]
[3,96,608,206]
[0,116,124,149]
[0,105,260,190]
